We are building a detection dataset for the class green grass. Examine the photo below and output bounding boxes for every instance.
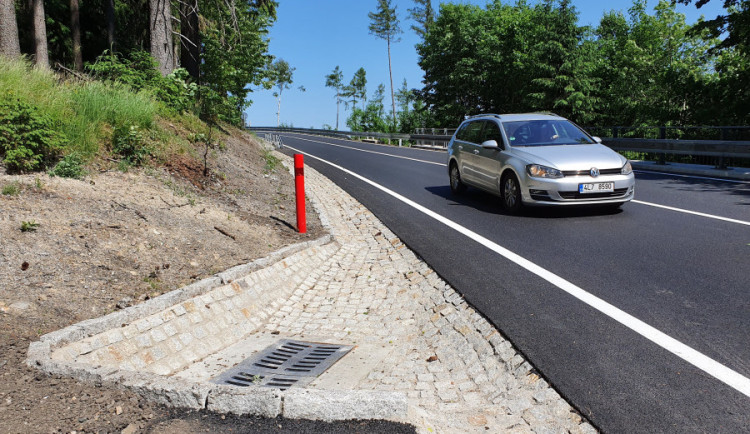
[0,59,158,161]
[2,182,21,196]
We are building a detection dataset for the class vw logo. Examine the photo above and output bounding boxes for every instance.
[590,167,600,177]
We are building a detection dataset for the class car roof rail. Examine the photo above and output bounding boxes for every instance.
[467,113,503,119]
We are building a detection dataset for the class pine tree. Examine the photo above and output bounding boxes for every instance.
[368,0,402,127]
[325,66,344,130]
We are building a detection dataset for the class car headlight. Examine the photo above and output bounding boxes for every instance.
[621,161,633,175]
[526,164,563,179]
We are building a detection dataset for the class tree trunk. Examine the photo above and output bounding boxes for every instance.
[149,0,174,76]
[106,0,115,50]
[32,0,49,68]
[0,0,21,58]
[387,37,396,127]
[179,0,200,81]
[70,0,82,71]
[335,90,340,130]
[277,96,281,127]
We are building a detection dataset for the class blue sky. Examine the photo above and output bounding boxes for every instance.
[244,0,725,130]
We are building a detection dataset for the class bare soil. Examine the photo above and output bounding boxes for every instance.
[0,129,372,433]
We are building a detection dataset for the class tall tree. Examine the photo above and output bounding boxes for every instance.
[70,0,82,71]
[368,0,402,127]
[0,0,21,58]
[408,0,434,38]
[325,66,344,130]
[268,58,294,127]
[150,0,174,76]
[31,0,50,68]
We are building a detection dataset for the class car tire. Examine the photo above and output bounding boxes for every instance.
[501,173,522,213]
[449,162,467,195]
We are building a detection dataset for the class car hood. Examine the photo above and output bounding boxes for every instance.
[510,144,625,170]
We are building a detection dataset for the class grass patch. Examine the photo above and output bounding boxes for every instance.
[2,181,21,196]
[262,149,281,173]
[0,59,158,164]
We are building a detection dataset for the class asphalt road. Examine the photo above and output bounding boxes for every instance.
[273,132,750,433]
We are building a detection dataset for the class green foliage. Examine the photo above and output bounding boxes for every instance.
[2,182,21,196]
[87,51,196,114]
[201,1,277,125]
[156,69,198,114]
[113,125,149,166]
[0,94,66,172]
[416,0,746,127]
[21,221,40,232]
[49,153,86,179]
[369,0,403,43]
[262,149,281,173]
[87,50,162,91]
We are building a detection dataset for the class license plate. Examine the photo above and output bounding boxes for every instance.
[579,182,614,193]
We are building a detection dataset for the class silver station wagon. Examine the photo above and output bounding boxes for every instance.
[447,113,635,212]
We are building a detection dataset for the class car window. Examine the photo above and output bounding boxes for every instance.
[502,120,594,146]
[458,121,485,144]
[480,121,503,146]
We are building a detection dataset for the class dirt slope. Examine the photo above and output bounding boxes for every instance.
[0,129,330,433]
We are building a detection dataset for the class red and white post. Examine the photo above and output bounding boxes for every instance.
[293,154,306,233]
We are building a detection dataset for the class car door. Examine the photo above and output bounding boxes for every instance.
[474,121,506,192]
[453,121,485,185]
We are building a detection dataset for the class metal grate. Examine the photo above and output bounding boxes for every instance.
[213,339,354,390]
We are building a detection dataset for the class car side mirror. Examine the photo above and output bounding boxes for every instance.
[592,136,603,144]
[481,139,500,150]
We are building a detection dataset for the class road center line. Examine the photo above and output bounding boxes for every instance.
[286,144,750,399]
[632,200,750,226]
[286,135,446,166]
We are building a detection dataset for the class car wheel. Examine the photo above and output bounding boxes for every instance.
[501,173,522,213]
[449,163,467,195]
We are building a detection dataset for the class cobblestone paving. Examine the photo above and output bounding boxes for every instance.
[263,155,597,434]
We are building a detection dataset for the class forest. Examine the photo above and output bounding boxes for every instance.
[342,0,749,134]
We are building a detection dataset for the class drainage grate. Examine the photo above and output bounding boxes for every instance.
[213,339,354,390]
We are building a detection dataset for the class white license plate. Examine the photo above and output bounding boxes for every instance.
[579,182,614,193]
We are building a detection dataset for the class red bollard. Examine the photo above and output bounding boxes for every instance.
[294,154,306,233]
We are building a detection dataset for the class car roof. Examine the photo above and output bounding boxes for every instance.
[464,113,565,123]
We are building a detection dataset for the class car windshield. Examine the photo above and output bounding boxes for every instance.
[502,120,594,146]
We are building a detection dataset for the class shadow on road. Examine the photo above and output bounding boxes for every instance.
[425,185,625,219]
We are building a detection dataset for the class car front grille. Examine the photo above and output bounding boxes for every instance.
[559,188,629,200]
[562,168,621,177]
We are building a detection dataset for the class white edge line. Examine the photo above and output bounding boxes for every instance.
[632,200,750,226]
[286,144,750,399]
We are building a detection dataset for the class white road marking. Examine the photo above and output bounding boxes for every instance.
[633,200,750,226]
[281,135,750,227]
[286,144,750,399]
[285,135,447,166]
[635,170,750,184]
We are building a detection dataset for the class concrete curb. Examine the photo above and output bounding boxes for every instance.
[26,152,409,423]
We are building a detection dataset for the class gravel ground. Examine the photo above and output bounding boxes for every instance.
[0,130,412,433]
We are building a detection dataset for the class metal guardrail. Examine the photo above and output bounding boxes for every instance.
[248,126,750,169]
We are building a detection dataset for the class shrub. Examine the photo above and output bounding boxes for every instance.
[0,94,66,172]
[87,50,162,92]
[49,153,86,179]
[88,51,197,114]
[156,68,198,113]
[113,125,149,165]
